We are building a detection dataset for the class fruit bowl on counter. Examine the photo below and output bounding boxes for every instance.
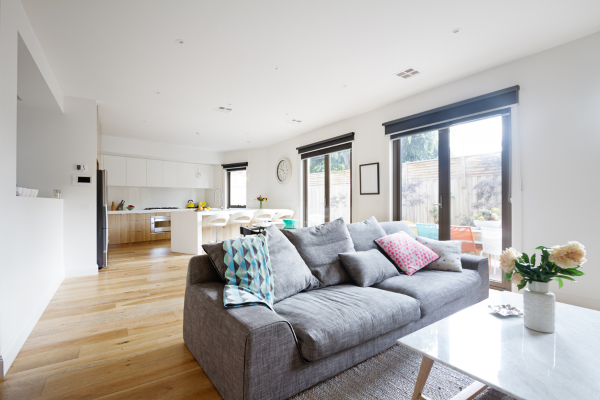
[195,206,211,212]
[127,205,135,210]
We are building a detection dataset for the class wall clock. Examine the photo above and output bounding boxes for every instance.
[276,157,292,184]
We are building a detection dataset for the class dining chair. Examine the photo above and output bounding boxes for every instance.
[450,225,479,255]
[272,209,294,227]
[416,223,438,240]
[252,209,276,228]
[204,213,231,243]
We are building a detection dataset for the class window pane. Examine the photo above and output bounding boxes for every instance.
[230,170,246,206]
[400,131,439,239]
[450,116,502,281]
[306,156,325,227]
[329,149,351,223]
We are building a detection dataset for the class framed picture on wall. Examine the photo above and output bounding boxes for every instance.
[359,163,379,195]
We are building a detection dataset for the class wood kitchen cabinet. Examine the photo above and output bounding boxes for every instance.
[108,213,171,245]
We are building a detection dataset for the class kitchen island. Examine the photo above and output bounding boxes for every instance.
[171,208,288,255]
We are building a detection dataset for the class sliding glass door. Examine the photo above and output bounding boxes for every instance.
[303,147,351,227]
[394,113,511,290]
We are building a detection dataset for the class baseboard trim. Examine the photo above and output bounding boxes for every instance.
[2,273,64,375]
[64,264,98,278]
[0,355,4,378]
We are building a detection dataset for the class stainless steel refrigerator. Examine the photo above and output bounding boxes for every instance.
[97,170,108,269]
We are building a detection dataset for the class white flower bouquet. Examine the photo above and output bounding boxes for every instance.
[500,242,586,290]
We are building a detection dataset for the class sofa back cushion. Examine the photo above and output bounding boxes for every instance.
[281,218,355,288]
[265,225,319,302]
[375,231,439,276]
[202,242,228,280]
[379,221,416,239]
[345,216,387,251]
[339,249,399,287]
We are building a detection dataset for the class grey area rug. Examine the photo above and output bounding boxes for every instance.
[290,345,516,400]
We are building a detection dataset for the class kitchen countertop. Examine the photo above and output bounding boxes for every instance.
[108,208,282,215]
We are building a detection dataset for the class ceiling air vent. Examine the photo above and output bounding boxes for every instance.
[395,67,421,79]
[214,106,234,113]
[287,119,302,124]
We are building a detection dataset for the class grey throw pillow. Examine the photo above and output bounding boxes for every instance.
[379,221,416,239]
[265,226,319,302]
[281,218,355,288]
[346,216,387,251]
[339,249,400,287]
[202,242,227,280]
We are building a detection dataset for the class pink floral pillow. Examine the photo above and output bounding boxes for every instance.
[375,231,439,276]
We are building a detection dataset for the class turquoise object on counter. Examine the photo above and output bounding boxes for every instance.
[282,219,299,229]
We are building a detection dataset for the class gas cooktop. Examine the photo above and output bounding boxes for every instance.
[144,207,180,210]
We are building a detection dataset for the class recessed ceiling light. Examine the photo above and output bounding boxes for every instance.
[143,120,147,122]
[287,119,302,124]
[176,39,184,44]
[214,106,234,113]
[394,67,421,79]
[451,28,460,34]
[273,66,279,70]
[155,91,161,94]
[342,84,347,88]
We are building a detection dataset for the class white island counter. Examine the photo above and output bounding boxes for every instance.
[171,208,289,255]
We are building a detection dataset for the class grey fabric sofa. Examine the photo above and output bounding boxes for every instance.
[183,221,489,400]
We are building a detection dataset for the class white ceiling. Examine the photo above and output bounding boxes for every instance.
[22,0,600,152]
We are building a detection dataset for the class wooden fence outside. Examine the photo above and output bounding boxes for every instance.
[307,171,351,225]
[402,152,501,225]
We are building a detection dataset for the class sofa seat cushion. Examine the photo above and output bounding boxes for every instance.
[374,269,482,317]
[274,285,420,361]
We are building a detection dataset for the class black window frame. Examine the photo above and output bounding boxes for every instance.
[225,166,247,209]
[387,87,518,291]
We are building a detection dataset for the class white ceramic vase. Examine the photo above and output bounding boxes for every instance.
[523,281,555,333]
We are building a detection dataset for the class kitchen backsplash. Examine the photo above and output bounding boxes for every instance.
[107,186,209,209]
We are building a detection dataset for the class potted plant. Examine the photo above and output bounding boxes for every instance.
[500,242,586,333]
[254,195,267,209]
[472,208,501,228]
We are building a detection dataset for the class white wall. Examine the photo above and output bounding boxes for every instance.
[18,96,99,278]
[102,135,224,165]
[108,186,208,210]
[223,32,600,310]
[1,198,64,374]
[0,0,68,375]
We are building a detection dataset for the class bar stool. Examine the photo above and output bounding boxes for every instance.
[230,210,255,237]
[252,209,276,228]
[271,209,294,228]
[204,213,231,243]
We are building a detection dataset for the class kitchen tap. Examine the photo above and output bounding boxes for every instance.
[214,188,224,210]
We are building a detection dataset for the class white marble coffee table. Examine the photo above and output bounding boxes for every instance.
[398,290,600,400]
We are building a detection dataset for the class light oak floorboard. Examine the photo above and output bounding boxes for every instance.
[0,240,221,400]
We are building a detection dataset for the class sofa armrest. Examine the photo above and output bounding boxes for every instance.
[183,282,299,400]
[187,254,222,285]
[461,254,489,299]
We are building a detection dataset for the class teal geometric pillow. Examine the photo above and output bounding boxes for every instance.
[222,235,274,311]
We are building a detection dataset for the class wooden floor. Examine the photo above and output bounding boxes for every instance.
[0,240,222,400]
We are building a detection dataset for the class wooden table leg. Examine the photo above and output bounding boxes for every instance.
[411,356,434,400]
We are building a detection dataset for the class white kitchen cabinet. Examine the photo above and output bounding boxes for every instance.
[163,161,178,188]
[195,164,214,188]
[126,158,147,187]
[104,155,127,186]
[177,162,195,188]
[146,159,163,187]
